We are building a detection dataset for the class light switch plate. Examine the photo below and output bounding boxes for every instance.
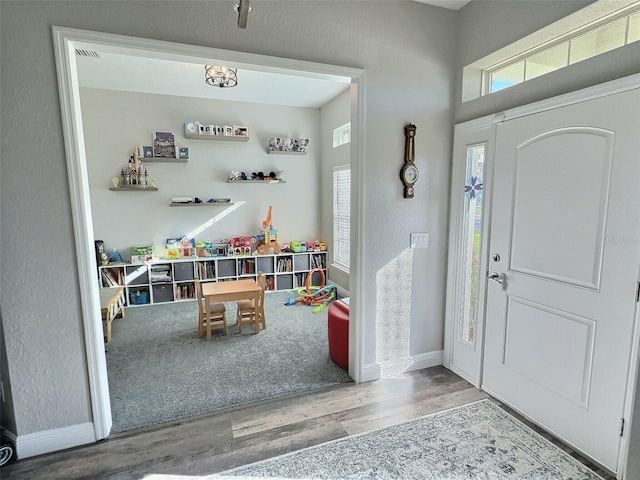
[411,232,429,248]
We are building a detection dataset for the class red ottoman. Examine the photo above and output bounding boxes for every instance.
[328,298,349,370]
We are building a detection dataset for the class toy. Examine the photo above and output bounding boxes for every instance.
[313,289,336,313]
[291,241,306,253]
[109,249,123,263]
[262,205,272,229]
[284,290,296,306]
[0,428,14,467]
[259,206,280,253]
[287,267,337,310]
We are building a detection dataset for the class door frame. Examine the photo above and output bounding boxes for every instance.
[444,72,640,477]
[443,115,496,387]
[52,26,367,440]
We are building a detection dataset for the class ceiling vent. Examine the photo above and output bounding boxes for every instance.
[75,49,101,58]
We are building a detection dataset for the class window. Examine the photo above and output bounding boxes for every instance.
[333,122,351,148]
[457,144,485,345]
[485,4,640,95]
[333,165,350,272]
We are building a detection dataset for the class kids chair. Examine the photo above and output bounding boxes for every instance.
[328,297,349,370]
[195,279,228,340]
[237,272,266,334]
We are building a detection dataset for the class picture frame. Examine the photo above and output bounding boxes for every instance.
[142,146,154,158]
[223,125,233,136]
[154,145,176,158]
[178,147,189,159]
[153,131,175,157]
[153,131,175,146]
[234,125,248,137]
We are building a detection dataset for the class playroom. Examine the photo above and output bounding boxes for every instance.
[80,59,353,433]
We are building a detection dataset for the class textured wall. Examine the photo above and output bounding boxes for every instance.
[81,88,322,254]
[319,89,351,293]
[0,0,456,439]
[454,0,640,122]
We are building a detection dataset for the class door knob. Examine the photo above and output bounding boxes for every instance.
[488,272,505,285]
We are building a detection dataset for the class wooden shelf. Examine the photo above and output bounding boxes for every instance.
[109,186,158,191]
[227,179,286,184]
[170,202,234,207]
[185,134,249,142]
[266,149,306,155]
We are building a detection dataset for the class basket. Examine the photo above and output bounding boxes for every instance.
[129,291,149,305]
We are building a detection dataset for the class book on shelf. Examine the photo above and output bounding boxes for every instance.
[101,268,123,287]
[198,262,215,279]
[277,258,292,272]
[311,255,325,268]
[266,276,275,291]
[175,284,195,300]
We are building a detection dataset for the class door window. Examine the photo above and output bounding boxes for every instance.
[457,144,485,345]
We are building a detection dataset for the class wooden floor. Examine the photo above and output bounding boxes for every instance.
[1,366,613,479]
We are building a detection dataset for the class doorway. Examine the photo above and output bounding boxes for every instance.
[53,26,365,440]
[445,77,640,474]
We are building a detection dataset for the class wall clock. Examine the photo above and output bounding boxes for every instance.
[400,123,418,198]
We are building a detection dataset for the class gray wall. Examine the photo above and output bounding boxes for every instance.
[82,88,322,255]
[2,0,640,473]
[0,0,456,442]
[320,89,351,293]
[454,0,640,122]
[0,310,16,435]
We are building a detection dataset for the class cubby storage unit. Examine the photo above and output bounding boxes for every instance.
[98,251,327,307]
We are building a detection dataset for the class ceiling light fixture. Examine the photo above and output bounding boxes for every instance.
[204,65,238,88]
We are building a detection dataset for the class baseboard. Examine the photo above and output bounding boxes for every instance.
[407,350,444,372]
[361,350,443,382]
[13,422,95,459]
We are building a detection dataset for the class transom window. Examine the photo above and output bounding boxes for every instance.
[485,5,640,95]
[333,122,351,148]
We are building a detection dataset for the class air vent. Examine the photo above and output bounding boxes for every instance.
[75,49,101,58]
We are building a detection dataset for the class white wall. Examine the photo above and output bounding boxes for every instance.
[320,89,350,293]
[1,0,457,450]
[81,89,321,257]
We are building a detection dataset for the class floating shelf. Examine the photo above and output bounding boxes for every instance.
[185,134,249,142]
[143,157,188,163]
[227,179,286,184]
[170,202,235,207]
[109,186,158,191]
[266,150,306,155]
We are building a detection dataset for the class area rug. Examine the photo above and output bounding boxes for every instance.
[214,399,602,480]
[106,291,352,433]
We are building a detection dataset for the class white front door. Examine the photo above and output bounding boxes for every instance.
[483,88,640,472]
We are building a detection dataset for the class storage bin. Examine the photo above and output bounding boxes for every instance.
[129,291,149,305]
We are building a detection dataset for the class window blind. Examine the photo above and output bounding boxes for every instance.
[333,165,350,272]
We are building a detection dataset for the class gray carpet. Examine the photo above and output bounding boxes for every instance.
[215,399,602,480]
[106,291,352,433]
